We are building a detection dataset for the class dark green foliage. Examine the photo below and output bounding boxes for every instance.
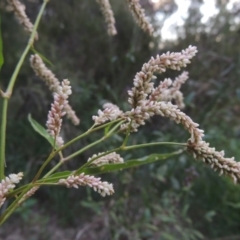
[1,0,240,239]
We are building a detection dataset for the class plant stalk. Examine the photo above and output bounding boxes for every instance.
[0,0,48,180]
[41,120,125,178]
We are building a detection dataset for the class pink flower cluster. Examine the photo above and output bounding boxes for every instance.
[0,172,23,207]
[88,152,124,166]
[92,45,240,184]
[150,71,189,109]
[30,54,80,126]
[46,79,72,147]
[18,186,39,205]
[92,103,123,126]
[58,173,114,197]
[96,0,117,36]
[128,46,197,108]
[126,0,154,35]
[7,0,38,40]
[188,141,240,184]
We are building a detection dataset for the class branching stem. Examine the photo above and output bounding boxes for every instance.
[0,0,48,180]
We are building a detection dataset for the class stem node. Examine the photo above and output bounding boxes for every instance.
[0,90,11,99]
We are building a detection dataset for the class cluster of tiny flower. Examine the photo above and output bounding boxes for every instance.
[95,0,117,36]
[187,141,240,184]
[88,152,124,166]
[7,0,38,40]
[92,45,240,184]
[128,46,197,108]
[93,47,197,130]
[126,0,154,35]
[6,0,155,39]
[94,0,153,36]
[18,186,39,205]
[122,101,204,143]
[150,71,189,109]
[30,54,80,126]
[0,173,23,207]
[149,77,173,102]
[58,173,114,197]
[30,54,60,92]
[93,46,201,137]
[92,102,123,126]
[122,46,199,133]
[46,79,72,147]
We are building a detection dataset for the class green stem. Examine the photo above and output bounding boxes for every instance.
[6,179,57,199]
[43,160,63,178]
[9,142,186,199]
[121,120,132,147]
[63,121,124,162]
[59,119,121,151]
[0,0,48,180]
[0,99,8,178]
[5,184,29,198]
[0,184,33,225]
[42,120,125,177]
[123,142,187,151]
[32,151,55,182]
[63,137,108,162]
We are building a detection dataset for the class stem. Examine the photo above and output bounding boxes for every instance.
[0,99,8,178]
[75,141,186,174]
[63,137,108,162]
[42,120,125,177]
[59,119,122,151]
[0,0,48,180]
[63,121,124,162]
[5,184,29,198]
[32,151,55,182]
[6,1,48,94]
[0,184,33,225]
[123,142,187,151]
[121,120,132,147]
[43,160,63,178]
[8,143,186,199]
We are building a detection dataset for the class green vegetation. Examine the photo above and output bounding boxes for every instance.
[0,0,240,239]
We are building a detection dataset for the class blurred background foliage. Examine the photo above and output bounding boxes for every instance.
[0,0,240,239]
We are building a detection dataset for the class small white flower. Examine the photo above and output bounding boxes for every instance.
[58,173,114,197]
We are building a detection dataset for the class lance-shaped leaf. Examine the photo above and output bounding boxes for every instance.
[40,150,183,184]
[80,150,183,175]
[28,114,54,147]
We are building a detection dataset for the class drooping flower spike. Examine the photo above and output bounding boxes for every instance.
[7,0,38,40]
[30,54,80,126]
[95,0,117,36]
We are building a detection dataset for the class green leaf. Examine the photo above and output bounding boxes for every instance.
[104,121,118,136]
[160,232,175,240]
[226,202,240,209]
[41,150,182,184]
[104,124,111,136]
[77,150,182,175]
[0,15,4,71]
[31,46,53,67]
[28,114,54,147]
